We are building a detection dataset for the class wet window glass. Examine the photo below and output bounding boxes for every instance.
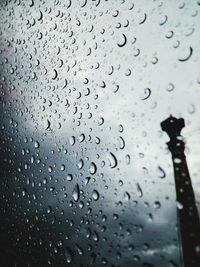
[0,0,200,266]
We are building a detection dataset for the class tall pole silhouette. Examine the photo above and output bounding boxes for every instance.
[161,115,200,267]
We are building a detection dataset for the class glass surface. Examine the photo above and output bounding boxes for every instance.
[0,0,200,266]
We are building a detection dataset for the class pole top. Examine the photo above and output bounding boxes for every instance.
[161,115,185,139]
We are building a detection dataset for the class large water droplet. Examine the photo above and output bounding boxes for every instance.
[67,174,73,181]
[92,190,99,201]
[65,247,73,263]
[157,166,166,179]
[107,152,118,168]
[124,191,131,201]
[118,136,125,149]
[136,183,143,198]
[77,159,84,169]
[72,184,80,202]
[34,141,40,148]
[89,162,97,174]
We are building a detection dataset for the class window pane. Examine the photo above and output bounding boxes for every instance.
[0,0,200,266]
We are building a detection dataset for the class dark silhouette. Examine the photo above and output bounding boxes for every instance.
[161,115,200,267]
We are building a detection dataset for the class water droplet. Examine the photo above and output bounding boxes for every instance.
[60,164,65,171]
[117,33,127,47]
[84,176,91,185]
[67,174,73,181]
[77,159,84,169]
[45,119,51,130]
[69,136,75,145]
[124,191,131,201]
[157,166,166,179]
[72,184,80,202]
[92,231,99,242]
[125,154,131,165]
[89,162,97,174]
[78,133,85,142]
[92,190,99,201]
[98,117,104,126]
[154,201,161,209]
[174,158,182,164]
[141,88,151,100]
[107,152,118,168]
[178,46,193,62]
[34,141,40,148]
[65,247,73,263]
[136,183,143,198]
[52,69,58,80]
[177,201,183,210]
[75,244,84,255]
[118,136,125,149]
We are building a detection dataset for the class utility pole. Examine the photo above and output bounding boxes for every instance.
[161,115,200,267]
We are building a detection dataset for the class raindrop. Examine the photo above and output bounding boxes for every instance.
[167,83,175,92]
[136,183,143,198]
[84,176,91,185]
[160,15,168,26]
[67,174,73,181]
[89,162,97,175]
[45,119,51,130]
[48,166,53,173]
[154,201,161,209]
[69,136,75,145]
[177,201,184,210]
[169,260,179,267]
[139,13,147,24]
[125,154,131,165]
[124,191,131,201]
[187,104,196,114]
[174,158,182,164]
[65,247,73,264]
[60,164,65,171]
[141,88,151,100]
[98,117,104,126]
[118,136,125,149]
[117,33,127,47]
[92,190,99,201]
[34,141,40,148]
[52,69,58,80]
[178,47,193,62]
[77,159,84,169]
[75,244,84,255]
[107,152,118,168]
[72,184,80,202]
[157,166,166,179]
[78,133,85,142]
